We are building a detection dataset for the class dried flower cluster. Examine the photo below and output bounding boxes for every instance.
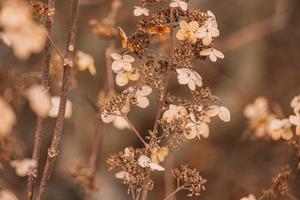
[244,96,300,140]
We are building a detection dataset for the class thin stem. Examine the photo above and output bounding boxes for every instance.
[123,115,148,148]
[84,42,116,200]
[36,1,79,199]
[163,185,185,200]
[25,1,56,199]
[152,8,175,132]
[286,192,299,200]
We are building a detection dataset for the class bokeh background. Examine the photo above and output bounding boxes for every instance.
[1,0,300,199]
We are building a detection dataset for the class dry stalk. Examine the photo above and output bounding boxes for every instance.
[25,1,56,199]
[36,0,79,199]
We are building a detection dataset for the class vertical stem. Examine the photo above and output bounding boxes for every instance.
[84,42,115,200]
[163,185,185,200]
[25,1,56,200]
[36,1,79,199]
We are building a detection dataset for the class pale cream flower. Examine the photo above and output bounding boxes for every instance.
[151,146,169,164]
[176,21,199,44]
[204,105,231,122]
[10,159,37,177]
[162,104,188,122]
[115,69,140,86]
[200,47,224,62]
[133,6,149,16]
[240,194,256,200]
[75,51,97,76]
[176,68,203,90]
[169,0,188,11]
[206,10,218,28]
[0,190,18,200]
[138,155,165,171]
[115,171,130,180]
[111,53,135,73]
[129,86,152,108]
[25,85,51,118]
[268,119,293,140]
[101,111,130,130]
[0,97,16,137]
[196,24,220,46]
[48,96,72,119]
[0,0,47,60]
[185,121,209,139]
[289,114,300,136]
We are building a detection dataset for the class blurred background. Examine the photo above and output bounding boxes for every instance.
[1,0,300,199]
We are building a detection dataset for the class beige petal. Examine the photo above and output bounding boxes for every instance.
[136,96,150,108]
[111,53,122,60]
[115,71,129,86]
[218,106,231,122]
[123,55,135,63]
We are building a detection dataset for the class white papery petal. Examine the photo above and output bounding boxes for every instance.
[213,49,224,59]
[138,155,150,168]
[185,122,198,139]
[136,96,150,108]
[123,62,133,71]
[202,34,212,46]
[197,123,210,138]
[149,163,165,171]
[113,116,130,129]
[195,27,207,39]
[48,96,72,118]
[169,2,179,8]
[205,106,220,117]
[111,53,122,60]
[218,106,231,122]
[0,97,16,137]
[116,71,129,86]
[101,112,115,123]
[209,53,217,62]
[188,80,196,90]
[179,1,188,11]
[200,48,212,56]
[115,171,129,179]
[136,86,152,96]
[112,61,124,72]
[123,55,135,63]
[10,159,37,177]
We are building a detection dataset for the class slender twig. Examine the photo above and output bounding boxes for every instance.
[84,42,115,200]
[25,1,56,200]
[36,1,79,199]
[163,185,185,200]
[123,115,148,148]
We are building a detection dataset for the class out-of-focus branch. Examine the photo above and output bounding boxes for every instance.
[219,0,290,52]
[36,0,79,199]
[25,1,56,200]
[164,154,176,200]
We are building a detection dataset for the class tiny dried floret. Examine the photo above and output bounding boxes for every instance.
[134,6,150,17]
[169,0,188,11]
[200,47,224,62]
[75,51,97,76]
[176,20,200,44]
[176,68,203,91]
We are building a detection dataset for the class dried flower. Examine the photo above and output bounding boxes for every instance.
[200,47,224,62]
[119,27,134,51]
[75,51,97,76]
[268,119,293,140]
[176,68,203,91]
[0,0,47,60]
[176,21,200,44]
[129,86,152,108]
[48,96,72,118]
[25,85,51,118]
[169,0,188,11]
[172,165,207,197]
[134,6,149,17]
[101,111,130,130]
[290,95,300,113]
[151,146,169,163]
[10,158,37,177]
[163,104,188,122]
[196,23,220,46]
[0,97,16,137]
[289,114,300,136]
[138,155,165,171]
[185,121,209,139]
[240,194,256,200]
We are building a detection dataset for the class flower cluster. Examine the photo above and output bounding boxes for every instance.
[0,0,47,60]
[244,95,300,141]
[172,165,207,197]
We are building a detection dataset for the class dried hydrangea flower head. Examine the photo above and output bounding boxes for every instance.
[101,0,230,198]
[172,165,207,197]
[0,0,47,60]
